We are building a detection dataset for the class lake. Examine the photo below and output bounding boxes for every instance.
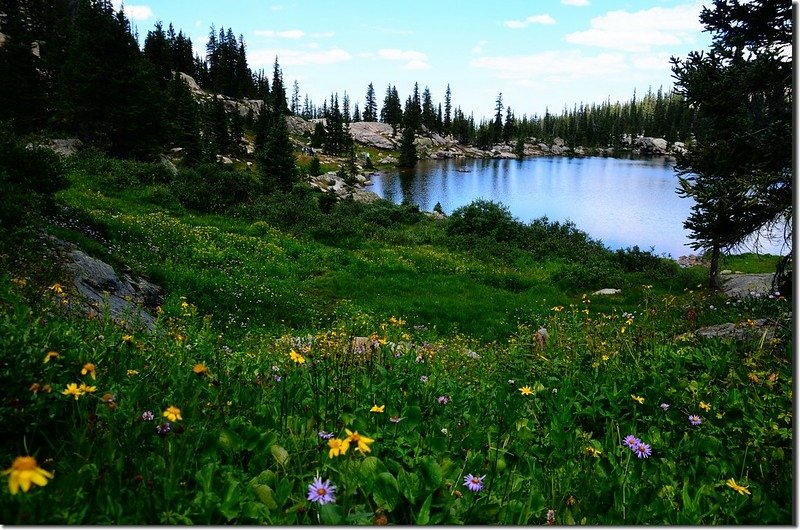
[368,155,786,259]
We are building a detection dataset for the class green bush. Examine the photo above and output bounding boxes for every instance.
[171,164,258,213]
[445,199,523,245]
[553,259,624,291]
[69,150,173,190]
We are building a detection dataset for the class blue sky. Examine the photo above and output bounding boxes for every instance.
[114,0,712,121]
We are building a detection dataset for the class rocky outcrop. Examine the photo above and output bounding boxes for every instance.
[33,138,84,157]
[349,122,398,150]
[308,171,380,203]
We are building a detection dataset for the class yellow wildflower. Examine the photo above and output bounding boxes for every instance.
[2,456,54,495]
[289,349,306,364]
[192,363,208,375]
[29,383,41,394]
[699,401,711,411]
[328,438,350,458]
[43,351,60,363]
[62,383,83,400]
[81,363,97,380]
[42,384,52,393]
[345,429,375,453]
[49,283,64,295]
[586,446,602,458]
[551,306,564,312]
[631,394,645,404]
[122,334,133,343]
[127,369,139,376]
[163,406,182,422]
[519,386,534,396]
[726,478,751,495]
[78,382,97,394]
[370,404,385,413]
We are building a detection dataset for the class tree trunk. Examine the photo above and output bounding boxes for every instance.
[708,245,721,291]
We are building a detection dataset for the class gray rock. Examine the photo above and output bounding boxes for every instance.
[349,122,397,149]
[694,319,774,342]
[721,273,775,298]
[158,155,178,177]
[592,288,621,295]
[35,138,83,157]
[553,137,565,147]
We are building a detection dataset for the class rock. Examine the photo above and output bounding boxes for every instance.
[553,137,565,147]
[538,143,551,153]
[721,273,776,299]
[592,288,621,295]
[634,136,669,155]
[158,155,178,177]
[574,146,585,156]
[177,71,203,94]
[55,241,163,331]
[349,122,397,150]
[34,138,83,157]
[286,115,314,136]
[694,319,774,342]
[671,141,686,155]
[414,136,433,148]
[379,156,398,164]
[677,255,708,268]
[550,145,564,155]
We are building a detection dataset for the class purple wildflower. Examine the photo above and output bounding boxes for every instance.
[156,422,171,436]
[273,374,282,382]
[141,410,154,421]
[689,414,702,425]
[420,375,429,383]
[307,476,336,505]
[634,442,652,459]
[318,430,334,440]
[463,473,485,492]
[437,395,449,405]
[660,403,670,411]
[623,435,640,450]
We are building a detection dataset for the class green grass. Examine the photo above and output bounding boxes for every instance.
[0,154,791,524]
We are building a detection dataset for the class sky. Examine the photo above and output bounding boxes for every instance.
[113,0,713,121]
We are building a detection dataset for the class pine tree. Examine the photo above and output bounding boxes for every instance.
[363,82,377,122]
[443,84,452,135]
[397,125,417,168]
[260,115,298,193]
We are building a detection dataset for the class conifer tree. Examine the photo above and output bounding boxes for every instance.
[397,125,417,168]
[259,114,298,193]
[363,82,378,122]
[443,84,452,135]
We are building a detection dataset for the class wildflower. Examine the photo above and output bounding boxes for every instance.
[62,383,83,400]
[441,428,448,435]
[49,283,64,294]
[689,414,702,426]
[631,394,644,404]
[437,396,449,405]
[508,379,515,385]
[420,375,429,383]
[519,386,533,396]
[307,475,336,505]
[623,435,640,450]
[289,349,306,364]
[345,429,374,453]
[389,416,404,424]
[546,509,556,525]
[163,406,182,422]
[551,306,563,312]
[29,383,41,394]
[273,375,282,382]
[81,363,97,380]
[43,351,60,363]
[127,369,139,376]
[327,438,350,458]
[42,384,52,393]
[101,393,117,410]
[586,446,602,458]
[192,363,208,376]
[660,403,670,411]
[635,442,652,459]
[726,478,751,495]
[272,365,280,372]
[156,422,171,436]
[699,401,711,411]
[78,382,97,394]
[318,431,334,440]
[370,404,385,413]
[142,411,154,421]
[463,473,485,492]
[2,456,54,495]
[122,334,133,343]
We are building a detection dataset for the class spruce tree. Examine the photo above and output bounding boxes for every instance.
[260,115,297,193]
[397,125,417,168]
[363,82,377,122]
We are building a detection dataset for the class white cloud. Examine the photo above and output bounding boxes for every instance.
[377,48,431,69]
[561,0,590,6]
[470,50,627,82]
[311,31,335,39]
[254,29,306,39]
[565,2,703,52]
[472,40,488,54]
[249,48,352,67]
[110,1,153,20]
[504,14,556,29]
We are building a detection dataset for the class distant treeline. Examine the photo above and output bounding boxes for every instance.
[1,0,694,160]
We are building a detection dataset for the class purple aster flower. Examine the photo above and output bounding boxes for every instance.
[463,473,485,492]
[689,414,702,425]
[660,403,670,411]
[318,430,334,440]
[273,374,282,382]
[156,422,171,436]
[437,395,449,405]
[623,435,640,450]
[141,410,154,421]
[634,442,652,459]
[394,352,403,358]
[307,476,336,505]
[420,375,429,383]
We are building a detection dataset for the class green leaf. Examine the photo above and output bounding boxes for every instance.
[416,493,433,525]
[252,484,278,511]
[373,471,400,511]
[419,456,443,491]
[270,444,290,467]
[398,469,421,502]
[318,503,343,525]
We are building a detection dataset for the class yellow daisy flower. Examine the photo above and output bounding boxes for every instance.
[62,383,83,400]
[78,382,97,393]
[345,429,374,453]
[328,438,350,458]
[519,386,534,396]
[43,351,60,363]
[370,404,385,413]
[289,349,305,364]
[81,363,97,380]
[631,394,645,404]
[699,401,711,411]
[192,363,208,375]
[2,456,54,495]
[586,446,602,458]
[726,478,751,495]
[163,406,183,422]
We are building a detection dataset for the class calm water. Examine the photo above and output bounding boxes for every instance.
[369,156,784,259]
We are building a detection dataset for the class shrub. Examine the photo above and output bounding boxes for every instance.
[171,164,258,213]
[69,150,174,190]
[553,259,624,291]
[446,199,523,245]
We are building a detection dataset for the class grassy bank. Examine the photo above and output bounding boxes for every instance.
[0,154,792,524]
